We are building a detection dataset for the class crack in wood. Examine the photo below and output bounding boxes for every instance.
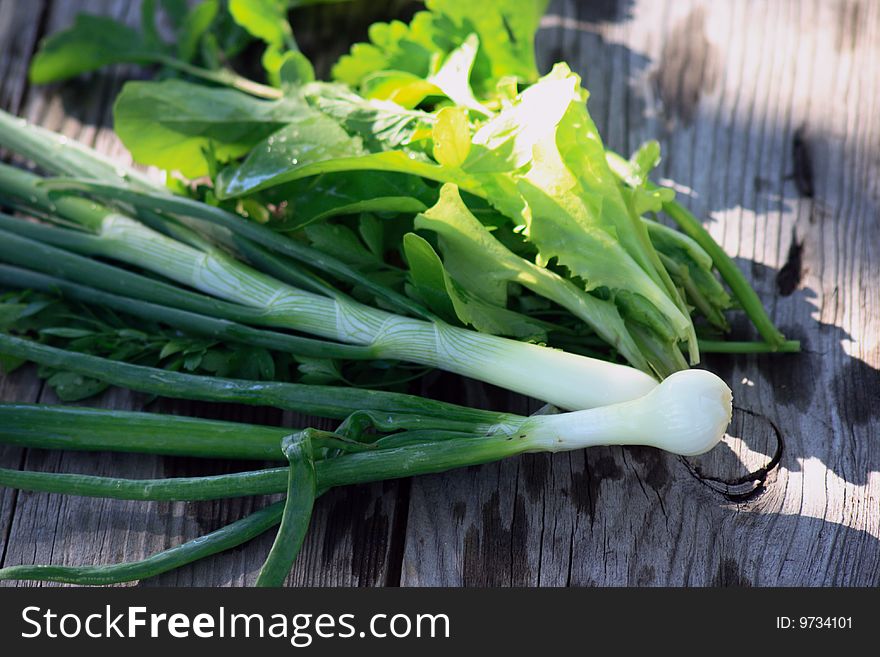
[791,125,816,199]
[680,406,785,502]
[776,229,804,296]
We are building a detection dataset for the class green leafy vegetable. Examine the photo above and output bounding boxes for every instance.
[305,82,434,150]
[229,0,295,48]
[177,0,220,62]
[403,231,549,340]
[266,171,435,230]
[113,80,301,177]
[228,0,314,86]
[29,15,163,84]
[0,288,300,401]
[414,184,649,370]
[212,63,699,374]
[333,0,550,98]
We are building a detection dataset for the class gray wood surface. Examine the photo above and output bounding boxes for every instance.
[0,0,878,587]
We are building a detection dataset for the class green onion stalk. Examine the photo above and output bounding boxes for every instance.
[0,162,659,410]
[254,431,317,587]
[0,333,510,429]
[0,502,286,586]
[0,365,732,506]
[0,335,735,483]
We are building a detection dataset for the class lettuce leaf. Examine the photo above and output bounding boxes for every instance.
[332,0,549,99]
[415,184,650,372]
[403,232,549,341]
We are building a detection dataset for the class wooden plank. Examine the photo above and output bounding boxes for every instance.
[0,0,50,577]
[0,0,170,588]
[401,0,880,586]
[0,0,47,114]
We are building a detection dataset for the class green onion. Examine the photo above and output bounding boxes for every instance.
[0,403,287,460]
[0,164,661,410]
[0,263,378,361]
[40,176,434,321]
[0,502,284,585]
[255,431,317,587]
[0,365,732,470]
[0,465,288,501]
[0,334,505,428]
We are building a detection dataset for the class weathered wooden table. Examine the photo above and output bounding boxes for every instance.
[0,0,877,586]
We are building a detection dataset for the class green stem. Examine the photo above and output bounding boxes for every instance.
[0,162,109,231]
[0,219,275,326]
[153,55,282,100]
[0,403,288,460]
[623,194,700,364]
[0,109,158,190]
[0,430,498,502]
[319,433,530,488]
[660,199,786,347]
[695,339,801,354]
[0,466,288,501]
[644,217,714,269]
[231,235,344,300]
[0,404,534,484]
[41,178,434,321]
[658,251,729,330]
[0,264,378,361]
[626,322,687,379]
[605,151,787,348]
[255,432,317,587]
[0,335,505,427]
[0,502,284,585]
[555,333,799,355]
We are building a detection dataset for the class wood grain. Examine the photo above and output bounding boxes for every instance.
[1,0,878,586]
